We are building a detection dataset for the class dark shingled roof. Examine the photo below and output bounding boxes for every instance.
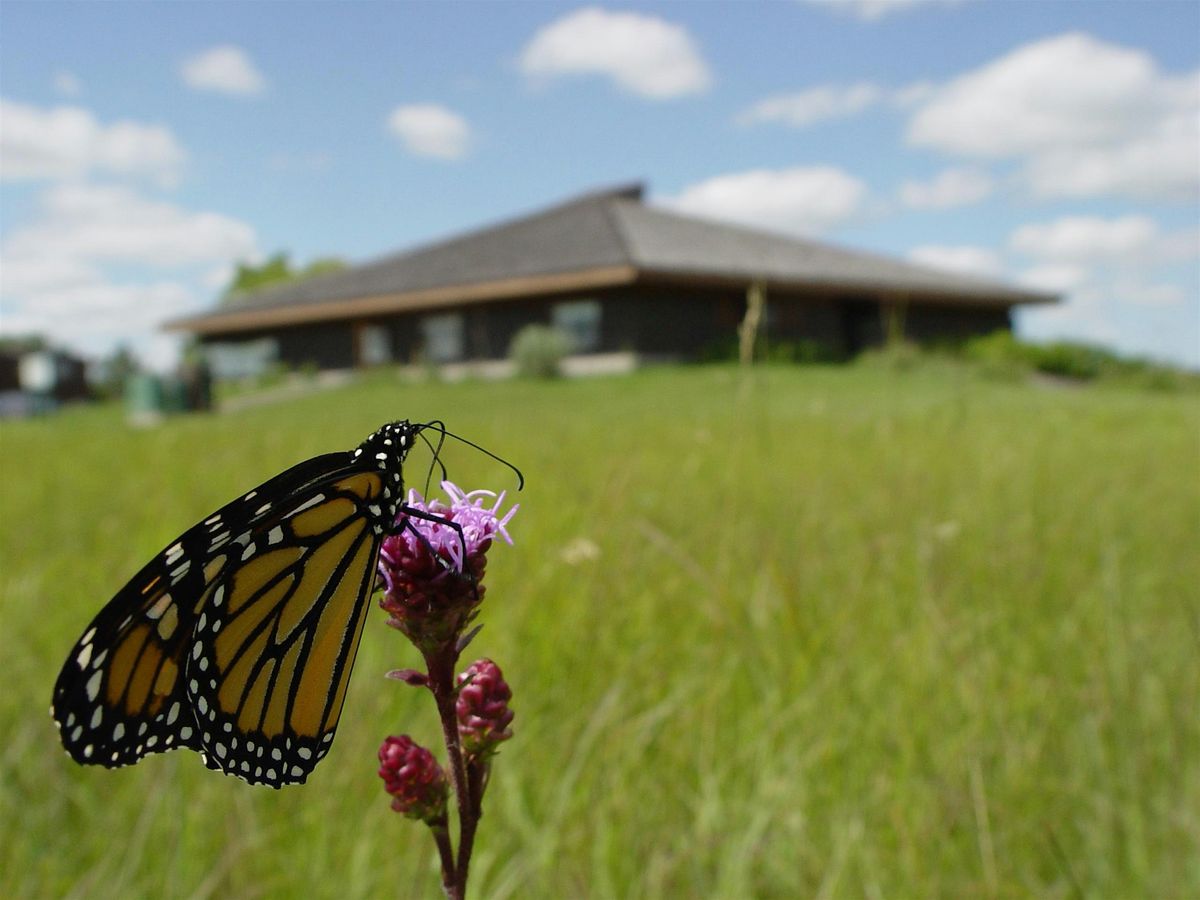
[171,182,1052,332]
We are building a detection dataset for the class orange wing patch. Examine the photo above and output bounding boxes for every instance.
[334,471,383,502]
[293,531,376,736]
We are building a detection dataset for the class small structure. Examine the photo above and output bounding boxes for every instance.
[0,346,89,417]
[168,183,1054,375]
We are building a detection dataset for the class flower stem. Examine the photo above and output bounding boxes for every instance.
[425,647,475,899]
[428,819,456,899]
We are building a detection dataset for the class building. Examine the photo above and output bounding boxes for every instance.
[168,183,1054,375]
[0,346,90,417]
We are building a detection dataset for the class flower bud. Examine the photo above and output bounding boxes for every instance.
[456,658,514,757]
[377,735,448,824]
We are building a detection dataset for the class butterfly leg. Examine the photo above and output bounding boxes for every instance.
[395,505,469,573]
[393,507,481,607]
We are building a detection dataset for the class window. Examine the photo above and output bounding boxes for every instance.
[204,338,279,380]
[421,313,464,362]
[359,324,392,366]
[552,299,602,353]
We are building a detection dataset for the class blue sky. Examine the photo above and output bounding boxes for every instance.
[2,0,1197,369]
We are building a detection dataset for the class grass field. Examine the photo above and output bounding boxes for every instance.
[1,365,1197,898]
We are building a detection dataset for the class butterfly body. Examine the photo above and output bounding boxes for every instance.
[52,421,420,787]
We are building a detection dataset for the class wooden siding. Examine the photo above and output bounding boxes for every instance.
[199,284,1015,371]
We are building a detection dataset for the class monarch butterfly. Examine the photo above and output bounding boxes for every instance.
[52,420,474,788]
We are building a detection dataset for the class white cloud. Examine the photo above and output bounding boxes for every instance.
[1017,263,1089,294]
[1006,215,1200,365]
[1016,281,1199,367]
[0,99,186,186]
[737,84,881,127]
[800,0,967,22]
[662,166,868,235]
[907,245,1003,278]
[898,167,993,209]
[907,32,1200,201]
[1008,215,1161,263]
[1023,126,1199,201]
[386,104,471,160]
[4,183,259,267]
[519,7,710,99]
[180,45,266,97]
[53,70,82,97]
[1112,281,1188,308]
[0,183,260,370]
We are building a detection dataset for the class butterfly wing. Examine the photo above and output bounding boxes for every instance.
[188,468,390,786]
[51,452,388,784]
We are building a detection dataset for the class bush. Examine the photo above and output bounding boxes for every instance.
[962,330,1032,381]
[960,330,1196,390]
[1030,341,1112,380]
[854,340,924,371]
[508,324,572,378]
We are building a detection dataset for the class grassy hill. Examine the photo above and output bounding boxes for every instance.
[2,365,1196,898]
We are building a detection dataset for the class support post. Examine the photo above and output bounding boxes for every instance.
[739,280,766,366]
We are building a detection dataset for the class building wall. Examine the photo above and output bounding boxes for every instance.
[904,304,1011,344]
[277,322,356,369]
[201,286,1017,373]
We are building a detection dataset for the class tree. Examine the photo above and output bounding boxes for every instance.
[222,252,346,303]
[95,343,140,399]
[0,334,48,354]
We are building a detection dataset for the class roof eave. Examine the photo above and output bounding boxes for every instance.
[166,264,640,336]
[633,267,1057,307]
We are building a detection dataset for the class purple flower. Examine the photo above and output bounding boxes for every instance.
[378,482,517,651]
[378,735,448,823]
[457,658,515,758]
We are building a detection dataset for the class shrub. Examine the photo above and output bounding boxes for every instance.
[1030,341,1112,380]
[508,324,572,378]
[962,330,1032,381]
[854,339,924,371]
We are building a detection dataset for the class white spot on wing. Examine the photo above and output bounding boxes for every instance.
[287,494,325,516]
[86,670,102,701]
[146,594,172,620]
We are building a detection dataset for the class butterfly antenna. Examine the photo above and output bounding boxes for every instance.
[418,421,525,490]
[415,425,449,495]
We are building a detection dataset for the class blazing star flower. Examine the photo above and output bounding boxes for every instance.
[378,735,448,823]
[456,658,514,758]
[378,482,517,651]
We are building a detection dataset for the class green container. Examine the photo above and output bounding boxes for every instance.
[125,374,164,416]
[160,376,189,414]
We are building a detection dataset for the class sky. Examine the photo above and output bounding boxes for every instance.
[1,0,1197,370]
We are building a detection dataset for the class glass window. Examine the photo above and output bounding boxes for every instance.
[552,299,602,352]
[204,338,279,380]
[359,324,392,366]
[421,313,464,362]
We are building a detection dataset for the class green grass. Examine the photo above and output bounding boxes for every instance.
[2,365,1197,898]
